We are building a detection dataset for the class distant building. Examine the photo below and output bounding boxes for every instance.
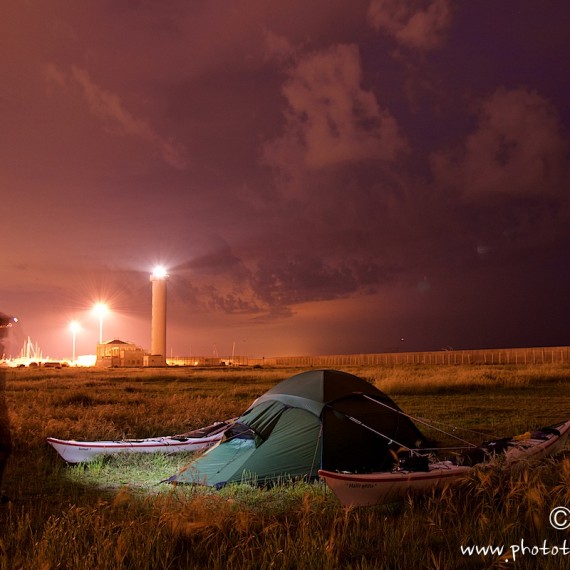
[95,339,147,368]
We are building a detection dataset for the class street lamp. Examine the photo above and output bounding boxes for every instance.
[93,303,108,344]
[69,321,80,364]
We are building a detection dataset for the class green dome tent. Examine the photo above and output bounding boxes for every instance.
[169,369,428,488]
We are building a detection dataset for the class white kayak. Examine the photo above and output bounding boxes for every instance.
[319,419,570,507]
[47,420,230,464]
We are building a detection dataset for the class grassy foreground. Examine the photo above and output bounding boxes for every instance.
[1,363,570,569]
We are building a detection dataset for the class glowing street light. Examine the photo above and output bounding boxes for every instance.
[69,321,80,364]
[93,303,108,344]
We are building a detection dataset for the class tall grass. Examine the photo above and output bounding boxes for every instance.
[4,461,570,569]
[1,363,570,569]
[363,363,570,394]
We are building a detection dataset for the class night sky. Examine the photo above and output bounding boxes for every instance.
[2,1,569,360]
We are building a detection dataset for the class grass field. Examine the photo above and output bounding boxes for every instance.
[1,363,570,569]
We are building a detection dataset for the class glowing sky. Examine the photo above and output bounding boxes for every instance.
[2,1,569,359]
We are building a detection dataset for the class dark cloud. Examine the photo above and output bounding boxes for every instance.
[167,246,395,320]
[252,256,365,306]
[367,0,453,51]
[266,43,407,172]
[432,87,569,200]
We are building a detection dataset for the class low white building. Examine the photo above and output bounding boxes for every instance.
[95,339,148,367]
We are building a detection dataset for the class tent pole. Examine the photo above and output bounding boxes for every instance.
[309,423,323,480]
[335,410,416,453]
[359,394,479,448]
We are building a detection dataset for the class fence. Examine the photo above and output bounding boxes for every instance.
[168,346,570,368]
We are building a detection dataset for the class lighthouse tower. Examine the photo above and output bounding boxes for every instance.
[150,266,168,366]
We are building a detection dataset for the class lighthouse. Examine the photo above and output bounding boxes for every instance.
[150,266,168,366]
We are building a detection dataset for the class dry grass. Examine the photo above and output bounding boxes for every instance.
[362,363,570,394]
[6,366,286,448]
[1,363,570,569]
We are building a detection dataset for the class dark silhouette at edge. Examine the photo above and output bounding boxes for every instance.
[0,313,14,503]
